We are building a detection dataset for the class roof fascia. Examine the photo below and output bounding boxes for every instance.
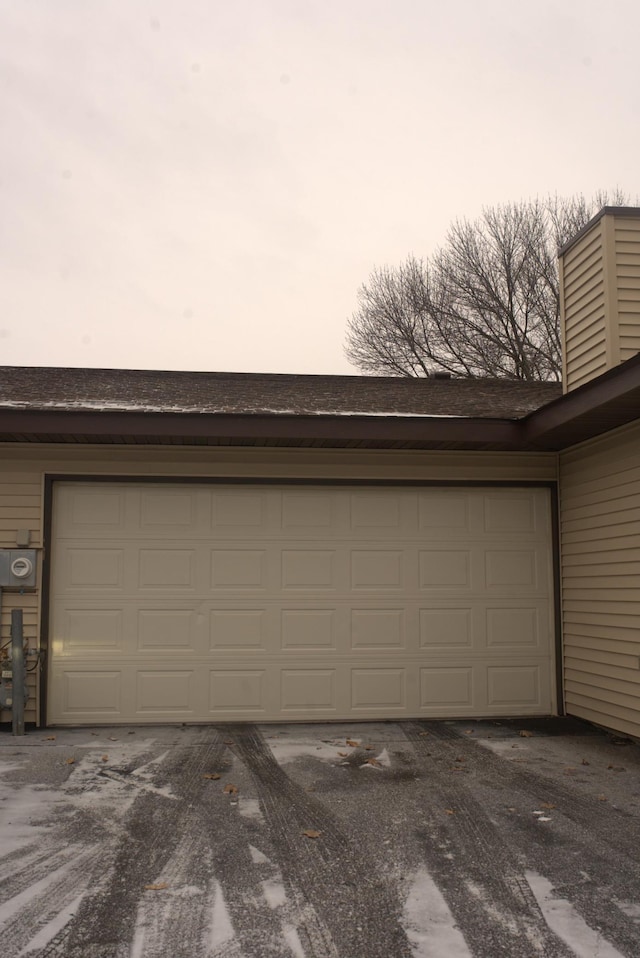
[0,409,522,447]
[522,352,640,446]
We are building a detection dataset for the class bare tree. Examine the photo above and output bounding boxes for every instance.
[346,191,631,380]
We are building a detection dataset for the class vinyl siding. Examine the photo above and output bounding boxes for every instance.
[0,443,558,725]
[560,222,607,391]
[560,420,640,737]
[615,219,640,362]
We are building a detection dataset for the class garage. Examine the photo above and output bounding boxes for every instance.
[48,481,556,724]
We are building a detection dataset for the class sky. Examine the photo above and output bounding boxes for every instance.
[0,0,638,376]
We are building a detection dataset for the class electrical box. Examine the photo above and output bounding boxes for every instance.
[0,550,37,589]
[0,662,28,710]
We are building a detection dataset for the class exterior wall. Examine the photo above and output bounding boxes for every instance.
[0,443,559,725]
[560,210,640,392]
[560,420,640,737]
[614,216,640,361]
[560,218,607,392]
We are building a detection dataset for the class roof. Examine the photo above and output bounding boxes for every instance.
[0,367,560,419]
[558,206,640,257]
[0,360,638,452]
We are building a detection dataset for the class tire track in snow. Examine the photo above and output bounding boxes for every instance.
[401,722,575,958]
[60,733,227,958]
[0,849,94,957]
[416,723,640,956]
[108,729,304,958]
[229,723,413,958]
[427,723,640,866]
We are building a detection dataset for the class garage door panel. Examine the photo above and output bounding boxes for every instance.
[65,547,125,591]
[139,489,197,530]
[210,609,267,650]
[420,667,473,708]
[281,549,337,590]
[49,483,555,723]
[349,492,407,533]
[419,608,473,649]
[55,486,127,535]
[210,669,266,713]
[419,493,471,534]
[419,549,471,589]
[211,490,269,532]
[350,609,405,649]
[138,548,195,590]
[211,549,267,590]
[487,665,543,708]
[281,609,336,649]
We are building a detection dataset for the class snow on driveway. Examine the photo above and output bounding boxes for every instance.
[0,720,638,957]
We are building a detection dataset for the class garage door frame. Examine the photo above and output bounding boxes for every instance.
[41,475,562,725]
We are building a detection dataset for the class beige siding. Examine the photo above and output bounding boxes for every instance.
[560,420,640,737]
[0,443,558,725]
[615,219,640,361]
[560,222,607,391]
[560,211,640,391]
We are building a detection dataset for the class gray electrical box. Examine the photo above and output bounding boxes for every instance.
[0,550,37,588]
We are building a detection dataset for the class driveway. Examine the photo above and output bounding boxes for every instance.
[1,718,639,958]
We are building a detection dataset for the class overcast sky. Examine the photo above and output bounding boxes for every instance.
[1,0,638,375]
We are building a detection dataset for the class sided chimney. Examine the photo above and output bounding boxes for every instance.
[559,207,640,393]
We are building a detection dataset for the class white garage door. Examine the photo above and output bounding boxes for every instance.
[48,482,555,724]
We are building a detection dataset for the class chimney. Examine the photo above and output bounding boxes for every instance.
[559,207,640,393]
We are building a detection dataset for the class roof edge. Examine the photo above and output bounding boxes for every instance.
[558,206,640,257]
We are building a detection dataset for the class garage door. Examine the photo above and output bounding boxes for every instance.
[48,482,555,724]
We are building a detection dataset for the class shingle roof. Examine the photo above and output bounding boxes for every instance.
[0,367,561,420]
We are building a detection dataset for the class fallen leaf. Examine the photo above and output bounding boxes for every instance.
[597,795,608,802]
[444,808,455,815]
[66,757,75,765]
[338,751,348,757]
[366,758,382,767]
[455,756,465,763]
[302,829,321,839]
[223,783,239,795]
[305,786,316,792]
[203,773,221,780]
[540,802,555,810]
[364,746,375,751]
[464,730,474,735]
[346,739,359,747]
[419,731,430,737]
[145,882,169,891]
[101,755,109,762]
[564,766,577,772]
[519,730,533,738]
[581,759,590,766]
[223,740,235,746]
[44,736,56,741]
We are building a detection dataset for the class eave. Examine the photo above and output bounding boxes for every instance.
[0,353,638,452]
[0,411,524,450]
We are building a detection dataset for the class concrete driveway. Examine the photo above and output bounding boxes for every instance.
[1,718,639,958]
